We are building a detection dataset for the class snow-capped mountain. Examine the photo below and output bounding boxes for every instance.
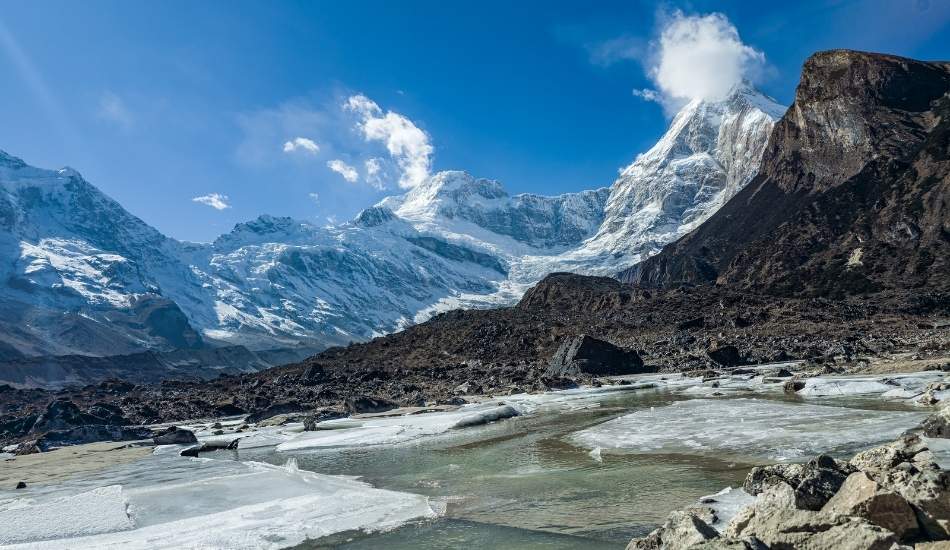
[0,84,784,358]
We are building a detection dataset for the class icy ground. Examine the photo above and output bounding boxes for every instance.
[0,454,438,549]
[1,369,946,549]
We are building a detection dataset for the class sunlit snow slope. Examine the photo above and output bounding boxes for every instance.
[0,85,784,354]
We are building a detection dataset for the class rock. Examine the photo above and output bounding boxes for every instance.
[743,454,854,511]
[213,401,246,416]
[29,399,101,433]
[849,435,950,540]
[627,510,719,550]
[179,446,200,457]
[245,401,307,423]
[921,405,950,438]
[545,335,648,378]
[783,379,806,394]
[36,425,152,451]
[302,409,347,430]
[15,481,26,489]
[345,395,397,414]
[725,483,899,550]
[822,471,919,539]
[438,396,468,406]
[87,403,128,425]
[152,426,198,445]
[706,342,743,367]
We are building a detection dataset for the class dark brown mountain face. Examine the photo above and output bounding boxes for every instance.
[621,50,950,298]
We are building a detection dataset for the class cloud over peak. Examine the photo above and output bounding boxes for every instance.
[637,12,765,112]
[345,94,433,189]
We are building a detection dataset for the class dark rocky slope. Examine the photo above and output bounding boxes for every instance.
[620,50,950,297]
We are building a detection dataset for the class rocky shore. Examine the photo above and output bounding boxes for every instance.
[629,434,949,549]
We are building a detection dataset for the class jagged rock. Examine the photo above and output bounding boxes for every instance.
[179,446,200,457]
[784,379,806,394]
[706,343,743,367]
[921,404,950,438]
[725,483,899,550]
[545,335,647,378]
[626,511,719,550]
[345,395,397,414]
[14,481,26,489]
[302,409,347,431]
[152,426,198,445]
[743,454,854,510]
[29,400,101,434]
[822,471,918,539]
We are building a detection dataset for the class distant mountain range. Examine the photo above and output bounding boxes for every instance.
[0,83,784,381]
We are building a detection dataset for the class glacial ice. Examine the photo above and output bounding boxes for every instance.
[570,398,927,462]
[274,403,520,451]
[0,454,437,549]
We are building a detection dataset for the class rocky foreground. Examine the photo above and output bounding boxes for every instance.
[631,434,949,549]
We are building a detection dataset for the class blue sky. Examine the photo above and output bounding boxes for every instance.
[1,1,948,242]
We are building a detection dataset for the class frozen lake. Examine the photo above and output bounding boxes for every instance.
[0,371,942,549]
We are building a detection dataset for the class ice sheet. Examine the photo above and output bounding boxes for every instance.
[570,398,927,462]
[0,485,134,545]
[0,455,437,549]
[275,403,520,452]
[797,372,946,399]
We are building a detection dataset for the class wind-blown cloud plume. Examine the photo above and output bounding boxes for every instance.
[345,94,433,189]
[326,159,359,182]
[192,193,230,210]
[282,136,319,154]
[637,12,765,112]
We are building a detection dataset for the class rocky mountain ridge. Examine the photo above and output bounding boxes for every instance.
[622,50,950,297]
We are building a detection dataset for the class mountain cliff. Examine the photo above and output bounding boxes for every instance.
[621,50,950,297]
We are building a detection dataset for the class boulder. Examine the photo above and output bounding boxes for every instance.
[822,471,918,539]
[783,379,806,394]
[302,409,348,431]
[14,481,26,489]
[545,335,648,378]
[152,426,198,445]
[706,342,743,367]
[921,404,950,438]
[743,454,854,510]
[725,483,899,550]
[626,510,719,550]
[345,395,397,414]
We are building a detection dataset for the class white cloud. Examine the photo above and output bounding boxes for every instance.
[192,193,230,210]
[283,136,320,154]
[640,12,765,112]
[327,159,359,183]
[308,192,320,204]
[98,91,134,129]
[345,94,433,189]
[364,157,385,190]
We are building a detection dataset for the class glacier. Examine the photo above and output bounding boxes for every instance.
[0,84,785,358]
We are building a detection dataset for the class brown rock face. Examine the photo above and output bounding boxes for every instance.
[821,472,919,540]
[622,50,950,298]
